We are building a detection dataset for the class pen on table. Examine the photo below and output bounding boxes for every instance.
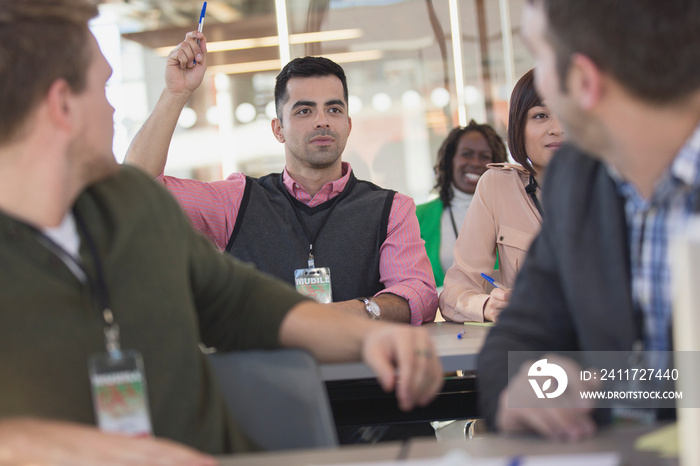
[480,272,511,293]
[507,456,522,466]
[194,2,207,64]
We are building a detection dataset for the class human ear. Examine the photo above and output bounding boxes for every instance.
[567,53,603,110]
[45,79,74,132]
[271,118,285,143]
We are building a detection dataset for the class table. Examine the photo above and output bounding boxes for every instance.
[323,322,491,427]
[218,424,677,465]
[320,322,490,381]
[407,423,678,466]
[218,442,404,466]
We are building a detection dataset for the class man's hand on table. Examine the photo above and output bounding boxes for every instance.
[362,322,444,412]
[496,354,600,441]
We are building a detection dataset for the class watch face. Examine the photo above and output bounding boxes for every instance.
[366,299,381,318]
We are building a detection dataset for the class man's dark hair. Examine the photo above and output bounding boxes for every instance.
[0,0,98,145]
[434,120,507,206]
[507,69,542,176]
[274,56,349,123]
[528,0,700,104]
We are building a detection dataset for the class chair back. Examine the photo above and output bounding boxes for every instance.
[208,348,338,450]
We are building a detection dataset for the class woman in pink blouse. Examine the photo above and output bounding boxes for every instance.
[439,69,564,322]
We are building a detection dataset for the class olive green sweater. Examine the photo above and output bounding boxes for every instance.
[0,165,308,454]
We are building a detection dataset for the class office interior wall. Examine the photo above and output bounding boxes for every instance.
[95,0,533,203]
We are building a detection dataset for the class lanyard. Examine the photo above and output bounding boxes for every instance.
[34,231,88,283]
[447,205,460,237]
[279,176,345,268]
[525,174,544,218]
[73,211,122,359]
[33,211,121,359]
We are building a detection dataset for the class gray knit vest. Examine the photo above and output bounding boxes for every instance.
[225,173,395,302]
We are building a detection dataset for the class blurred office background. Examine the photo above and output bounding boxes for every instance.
[94,0,533,204]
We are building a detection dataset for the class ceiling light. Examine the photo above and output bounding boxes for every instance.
[207,50,383,75]
[155,28,363,56]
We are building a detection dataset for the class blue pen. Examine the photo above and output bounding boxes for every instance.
[480,272,511,293]
[194,2,207,64]
[507,456,522,466]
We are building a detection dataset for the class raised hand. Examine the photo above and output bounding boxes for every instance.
[165,31,207,97]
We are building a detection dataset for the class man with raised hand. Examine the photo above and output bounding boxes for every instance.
[125,34,437,326]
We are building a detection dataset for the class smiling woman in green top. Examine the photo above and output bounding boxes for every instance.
[416,121,507,287]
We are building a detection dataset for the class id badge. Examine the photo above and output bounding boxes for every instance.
[88,350,153,437]
[294,267,333,303]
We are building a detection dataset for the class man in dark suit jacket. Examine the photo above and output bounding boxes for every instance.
[478,0,700,441]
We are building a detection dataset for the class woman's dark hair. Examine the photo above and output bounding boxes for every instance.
[434,120,507,206]
[507,69,542,175]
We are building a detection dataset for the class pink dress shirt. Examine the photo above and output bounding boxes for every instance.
[158,162,437,325]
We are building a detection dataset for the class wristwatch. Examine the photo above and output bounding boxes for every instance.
[357,297,381,320]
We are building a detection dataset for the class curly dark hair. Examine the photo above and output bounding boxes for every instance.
[434,120,507,206]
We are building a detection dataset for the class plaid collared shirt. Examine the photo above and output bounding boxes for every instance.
[611,122,700,351]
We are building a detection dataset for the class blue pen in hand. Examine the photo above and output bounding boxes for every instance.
[194,2,207,64]
[480,272,511,293]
